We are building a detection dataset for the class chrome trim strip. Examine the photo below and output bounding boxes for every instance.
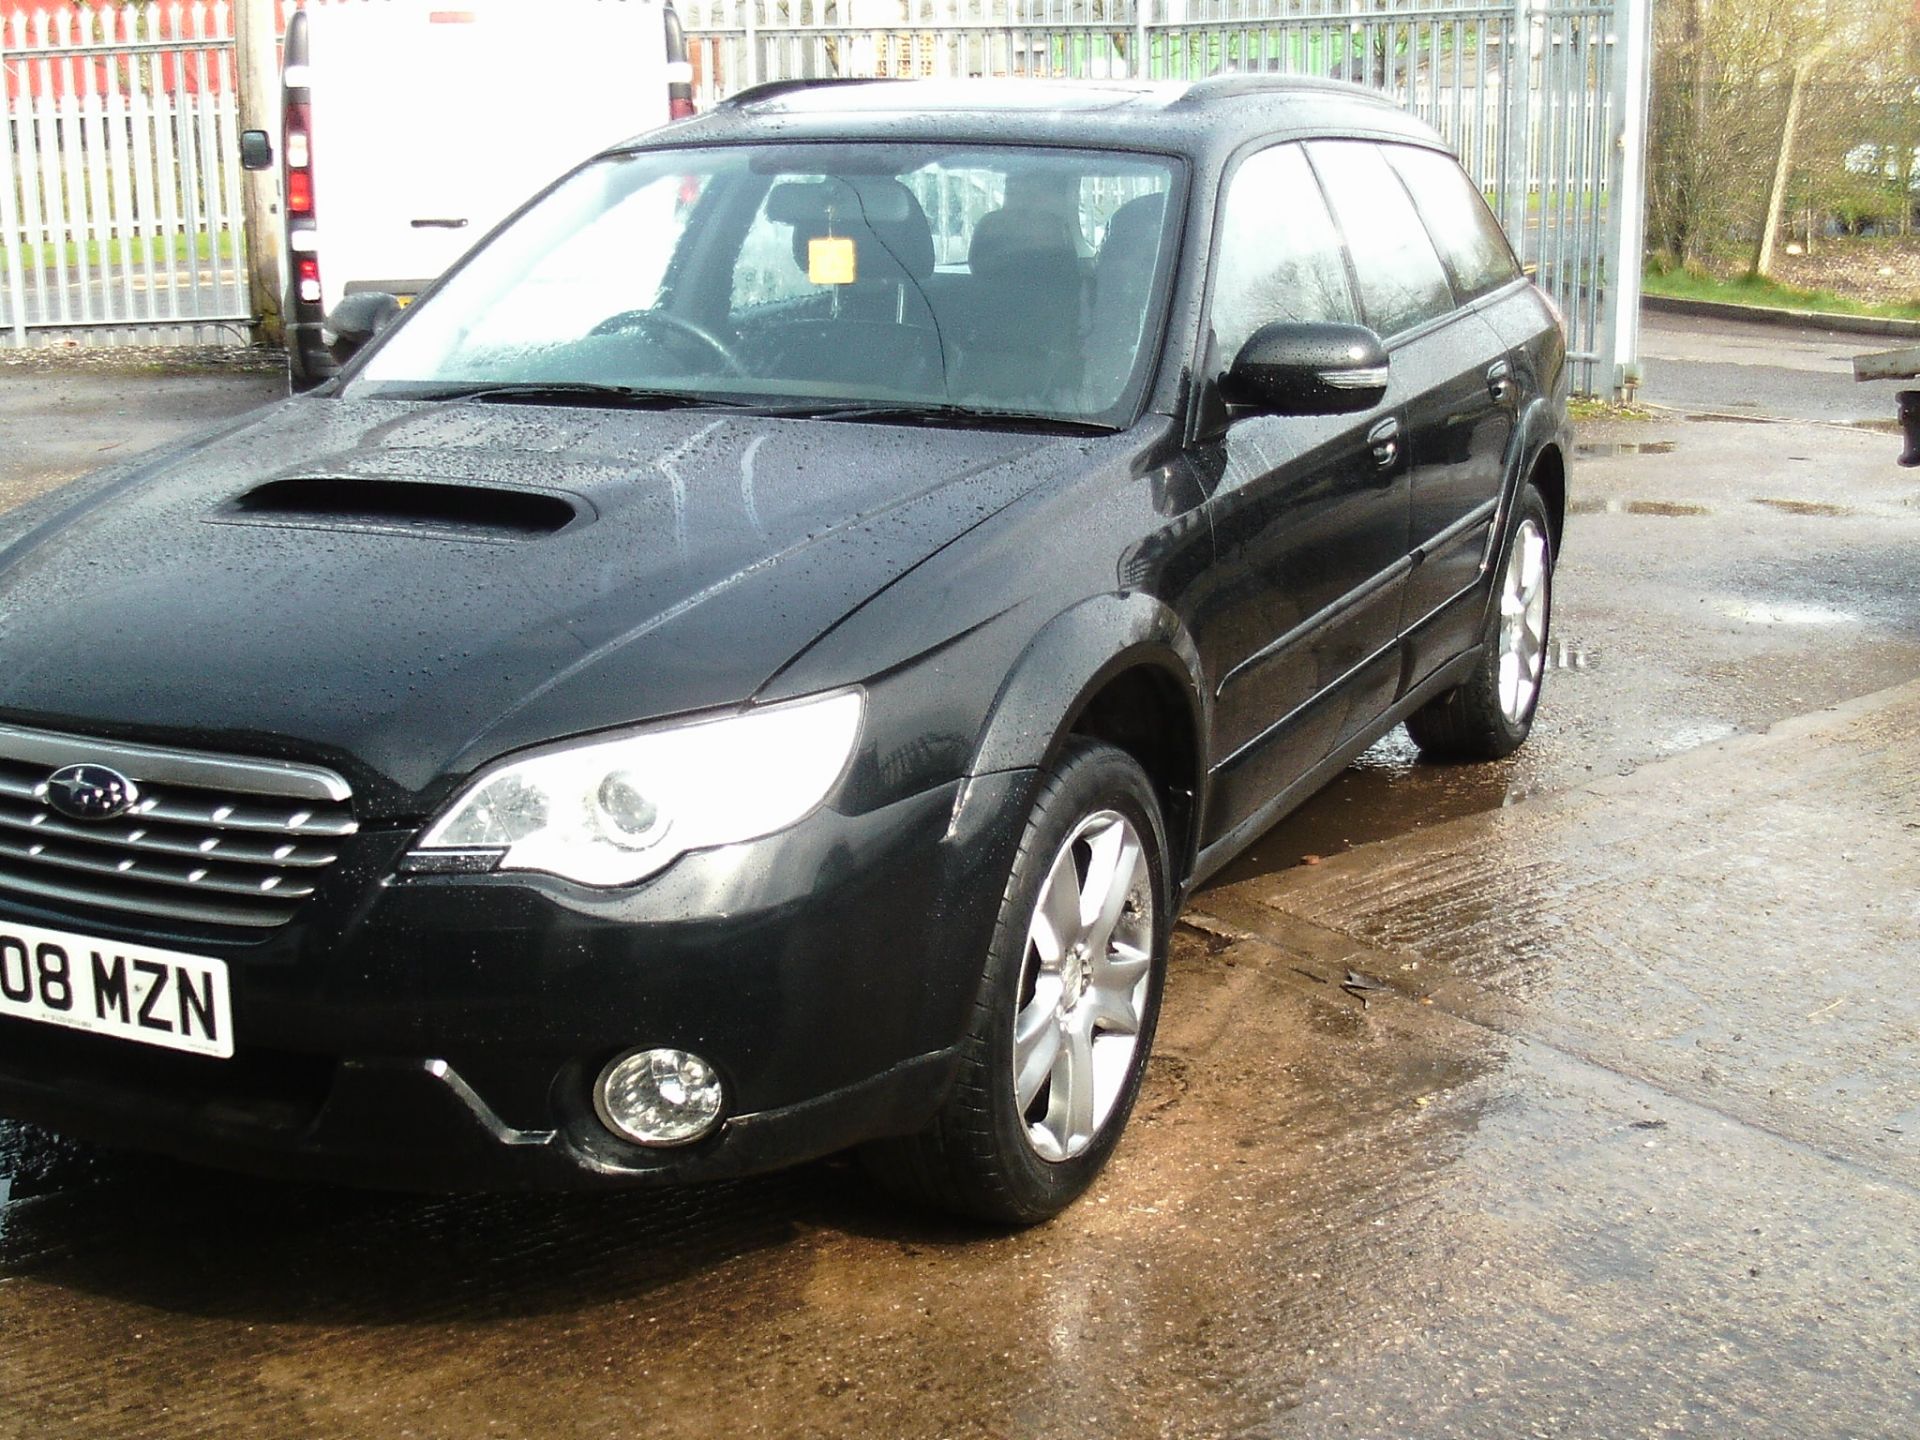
[0,834,318,901]
[0,723,352,803]
[398,849,504,876]
[1319,366,1391,389]
[425,1060,558,1147]
[0,771,357,836]
[0,863,296,929]
[0,804,339,868]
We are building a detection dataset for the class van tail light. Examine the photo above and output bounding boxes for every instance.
[284,100,315,217]
[281,11,322,325]
[663,5,695,121]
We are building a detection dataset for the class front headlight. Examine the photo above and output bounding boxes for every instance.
[410,690,863,886]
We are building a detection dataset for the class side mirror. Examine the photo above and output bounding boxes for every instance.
[324,292,403,366]
[1222,321,1390,417]
[239,129,274,172]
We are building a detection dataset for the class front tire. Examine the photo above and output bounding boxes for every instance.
[1407,484,1554,762]
[862,738,1170,1225]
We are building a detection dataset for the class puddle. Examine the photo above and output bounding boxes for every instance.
[1755,498,1855,518]
[1573,441,1677,458]
[1568,498,1712,517]
[1718,599,1859,627]
[1203,730,1513,886]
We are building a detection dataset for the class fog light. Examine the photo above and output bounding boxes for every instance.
[594,1048,724,1146]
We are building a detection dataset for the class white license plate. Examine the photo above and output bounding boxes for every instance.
[0,921,233,1059]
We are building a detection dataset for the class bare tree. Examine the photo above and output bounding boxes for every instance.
[1750,39,1835,277]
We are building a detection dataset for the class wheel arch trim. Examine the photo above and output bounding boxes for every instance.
[961,592,1210,879]
[1483,396,1571,574]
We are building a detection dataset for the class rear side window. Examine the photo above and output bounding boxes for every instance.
[1209,143,1356,366]
[1307,141,1456,338]
[1386,145,1521,300]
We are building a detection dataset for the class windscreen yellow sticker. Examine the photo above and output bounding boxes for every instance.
[808,235,857,286]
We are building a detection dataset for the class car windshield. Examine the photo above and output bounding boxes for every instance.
[346,143,1182,428]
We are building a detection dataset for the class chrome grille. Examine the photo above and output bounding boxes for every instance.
[0,723,356,931]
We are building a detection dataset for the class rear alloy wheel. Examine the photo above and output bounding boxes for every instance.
[861,738,1169,1224]
[1407,484,1554,761]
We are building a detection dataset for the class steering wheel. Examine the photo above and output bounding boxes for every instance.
[588,309,748,377]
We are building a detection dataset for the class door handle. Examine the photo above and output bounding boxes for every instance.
[1487,360,1513,401]
[1368,417,1401,471]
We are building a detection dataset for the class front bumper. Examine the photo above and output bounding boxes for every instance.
[0,770,1035,1190]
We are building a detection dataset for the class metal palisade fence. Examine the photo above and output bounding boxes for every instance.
[0,1,252,348]
[0,0,1651,395]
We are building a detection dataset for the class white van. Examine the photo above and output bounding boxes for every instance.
[272,0,693,387]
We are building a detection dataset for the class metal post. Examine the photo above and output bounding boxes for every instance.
[1598,0,1651,399]
[744,0,759,87]
[1133,0,1150,81]
[1500,0,1534,257]
[0,23,28,347]
[234,0,282,347]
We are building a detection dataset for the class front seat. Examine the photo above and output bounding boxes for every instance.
[955,206,1087,405]
[765,177,944,389]
[1081,191,1167,409]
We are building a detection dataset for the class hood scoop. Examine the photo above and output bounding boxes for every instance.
[215,476,584,543]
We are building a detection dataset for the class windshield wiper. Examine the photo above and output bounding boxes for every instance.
[421,382,768,411]
[412,385,1115,430]
[789,402,1117,433]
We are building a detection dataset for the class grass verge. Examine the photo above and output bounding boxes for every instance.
[1570,396,1655,422]
[0,230,237,271]
[1643,265,1920,323]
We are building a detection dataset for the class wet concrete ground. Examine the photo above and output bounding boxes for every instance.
[0,351,283,512]
[0,323,1916,1437]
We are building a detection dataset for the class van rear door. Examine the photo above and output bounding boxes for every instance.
[306,0,672,314]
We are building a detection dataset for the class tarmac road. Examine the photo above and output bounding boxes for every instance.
[0,316,1915,1439]
[1637,307,1913,427]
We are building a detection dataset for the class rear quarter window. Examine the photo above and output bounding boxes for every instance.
[1307,140,1456,338]
[1385,145,1521,301]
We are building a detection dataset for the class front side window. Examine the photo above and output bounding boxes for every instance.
[1385,144,1521,300]
[350,144,1183,427]
[1308,140,1458,338]
[1208,143,1357,367]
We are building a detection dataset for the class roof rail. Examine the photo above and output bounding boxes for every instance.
[1174,73,1386,106]
[718,77,900,108]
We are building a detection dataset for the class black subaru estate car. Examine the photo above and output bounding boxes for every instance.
[0,77,1567,1222]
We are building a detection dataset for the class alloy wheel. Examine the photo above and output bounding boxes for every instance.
[1497,517,1550,724]
[1012,809,1155,1162]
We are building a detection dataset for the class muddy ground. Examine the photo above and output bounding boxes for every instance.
[0,314,1915,1438]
